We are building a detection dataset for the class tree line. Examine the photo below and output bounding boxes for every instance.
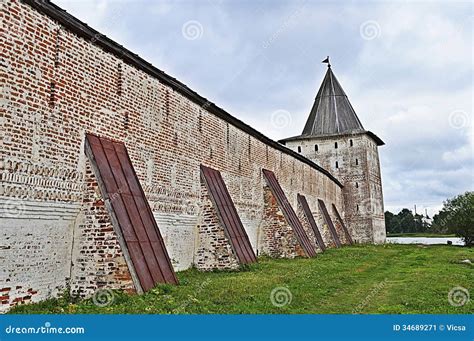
[385,191,473,246]
[385,209,430,234]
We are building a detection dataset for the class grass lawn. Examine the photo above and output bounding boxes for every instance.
[386,233,457,238]
[10,244,473,314]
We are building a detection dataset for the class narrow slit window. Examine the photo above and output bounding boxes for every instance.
[297,146,301,153]
[355,182,359,188]
[355,158,359,165]
[335,142,338,149]
[315,144,318,152]
[335,161,339,169]
[356,204,359,212]
[350,139,353,147]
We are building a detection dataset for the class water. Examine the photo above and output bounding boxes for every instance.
[386,237,464,246]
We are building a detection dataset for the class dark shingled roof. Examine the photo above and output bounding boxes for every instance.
[303,67,364,136]
[280,66,384,146]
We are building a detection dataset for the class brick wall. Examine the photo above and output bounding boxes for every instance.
[296,203,323,253]
[258,186,306,258]
[69,162,136,298]
[194,183,240,270]
[1,0,345,311]
[312,202,341,248]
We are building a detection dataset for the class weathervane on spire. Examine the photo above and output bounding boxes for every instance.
[322,56,331,68]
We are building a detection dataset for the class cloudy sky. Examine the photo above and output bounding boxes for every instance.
[55,0,473,216]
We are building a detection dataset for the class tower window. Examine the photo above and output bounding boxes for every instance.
[335,161,339,169]
[335,142,338,149]
[355,182,359,188]
[350,139,353,147]
[355,158,359,165]
[297,146,301,153]
[314,144,318,152]
[356,204,359,212]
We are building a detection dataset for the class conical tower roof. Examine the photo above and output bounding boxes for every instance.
[280,64,384,146]
[302,67,364,136]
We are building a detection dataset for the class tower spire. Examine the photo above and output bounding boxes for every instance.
[302,66,364,136]
[278,60,385,147]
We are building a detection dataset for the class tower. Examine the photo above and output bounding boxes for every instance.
[280,63,386,243]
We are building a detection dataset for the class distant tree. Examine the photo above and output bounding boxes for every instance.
[385,209,415,234]
[385,208,434,235]
[432,210,451,234]
[384,211,396,234]
[398,208,416,233]
[434,192,473,247]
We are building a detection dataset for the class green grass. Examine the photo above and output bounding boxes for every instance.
[386,233,457,238]
[9,244,473,314]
